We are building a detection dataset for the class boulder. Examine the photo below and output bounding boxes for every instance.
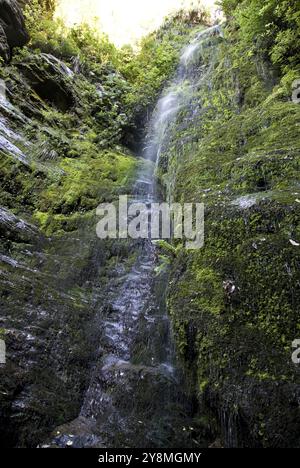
[0,0,29,60]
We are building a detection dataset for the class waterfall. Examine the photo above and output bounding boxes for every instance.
[49,25,221,450]
[142,25,221,201]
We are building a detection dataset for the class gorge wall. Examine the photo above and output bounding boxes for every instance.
[0,0,139,446]
[158,5,300,447]
[0,0,197,447]
[0,0,300,448]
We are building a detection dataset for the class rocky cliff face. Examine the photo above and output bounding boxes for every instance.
[0,0,29,61]
[0,1,299,449]
[157,26,300,448]
[0,3,141,447]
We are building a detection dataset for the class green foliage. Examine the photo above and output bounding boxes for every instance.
[24,0,56,28]
[122,35,180,110]
[22,1,209,132]
[153,240,177,257]
[69,23,119,66]
[154,254,172,276]
[24,0,77,58]
[120,14,206,122]
[221,0,300,80]
[24,1,120,67]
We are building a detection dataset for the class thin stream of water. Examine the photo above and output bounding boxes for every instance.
[50,25,220,449]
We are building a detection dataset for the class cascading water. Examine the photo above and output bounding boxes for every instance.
[49,25,221,449]
[145,25,221,200]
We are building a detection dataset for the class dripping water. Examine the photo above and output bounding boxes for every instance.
[49,25,221,449]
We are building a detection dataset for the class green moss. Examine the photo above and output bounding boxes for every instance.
[37,149,138,216]
[163,11,300,448]
[199,379,209,394]
[33,211,93,236]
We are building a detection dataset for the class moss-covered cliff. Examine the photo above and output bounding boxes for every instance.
[0,14,138,448]
[1,0,300,449]
[159,1,300,448]
[0,1,203,447]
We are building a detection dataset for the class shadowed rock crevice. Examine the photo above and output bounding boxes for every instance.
[0,0,29,61]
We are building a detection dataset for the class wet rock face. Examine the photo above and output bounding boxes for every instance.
[0,22,140,445]
[16,53,76,112]
[0,0,29,60]
[156,27,300,448]
[0,228,99,444]
[0,23,9,62]
[17,0,29,8]
[0,207,40,243]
